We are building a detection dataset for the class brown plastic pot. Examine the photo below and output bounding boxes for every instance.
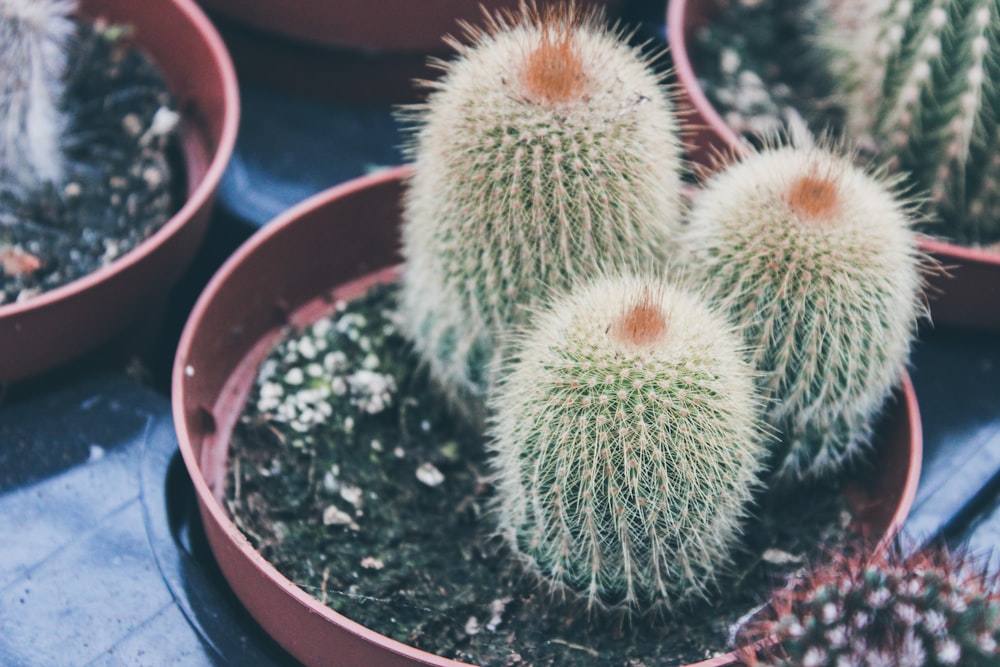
[173,167,923,667]
[0,0,239,383]
[667,0,1000,332]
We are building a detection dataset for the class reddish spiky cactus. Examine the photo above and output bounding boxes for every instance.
[738,543,1000,667]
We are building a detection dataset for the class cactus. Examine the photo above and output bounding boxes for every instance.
[683,141,925,482]
[0,0,75,190]
[489,274,766,612]
[738,543,1000,667]
[824,0,1000,246]
[399,2,685,414]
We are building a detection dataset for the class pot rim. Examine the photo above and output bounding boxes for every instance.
[667,0,745,158]
[172,166,473,667]
[172,168,923,667]
[0,0,240,319]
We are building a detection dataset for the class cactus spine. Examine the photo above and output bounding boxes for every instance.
[400,3,684,412]
[825,0,1000,246]
[0,0,75,189]
[684,142,924,481]
[489,274,765,612]
[739,544,1000,667]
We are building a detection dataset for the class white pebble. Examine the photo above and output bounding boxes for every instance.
[361,556,384,570]
[416,462,445,487]
[323,506,358,530]
[720,48,740,75]
[152,106,180,132]
[339,484,364,508]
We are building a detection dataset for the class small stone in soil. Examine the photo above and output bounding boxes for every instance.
[416,462,445,487]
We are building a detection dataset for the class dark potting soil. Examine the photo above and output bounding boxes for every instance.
[0,20,179,305]
[226,283,865,667]
[685,0,843,145]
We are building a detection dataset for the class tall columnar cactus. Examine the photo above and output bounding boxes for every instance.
[489,274,765,612]
[684,142,925,482]
[738,544,1000,667]
[824,0,1000,246]
[0,0,75,189]
[400,3,684,413]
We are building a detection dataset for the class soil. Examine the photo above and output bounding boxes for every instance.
[0,19,180,305]
[226,282,870,667]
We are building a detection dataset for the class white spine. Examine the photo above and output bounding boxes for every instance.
[0,0,76,189]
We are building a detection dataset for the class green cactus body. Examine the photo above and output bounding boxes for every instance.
[0,0,75,190]
[684,144,924,481]
[489,274,765,612]
[741,545,1000,667]
[400,5,684,412]
[827,0,1000,246]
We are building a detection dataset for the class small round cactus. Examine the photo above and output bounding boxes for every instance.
[824,0,1000,246]
[489,274,766,613]
[0,0,75,190]
[738,543,1000,667]
[400,3,685,413]
[683,141,925,482]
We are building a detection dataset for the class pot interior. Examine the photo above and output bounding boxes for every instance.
[173,167,920,667]
[177,168,407,495]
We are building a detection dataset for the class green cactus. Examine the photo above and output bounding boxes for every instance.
[824,0,1000,246]
[489,274,766,612]
[738,543,1000,667]
[683,142,925,482]
[0,0,75,190]
[399,3,684,414]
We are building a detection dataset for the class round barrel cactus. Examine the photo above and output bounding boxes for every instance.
[400,3,684,415]
[489,274,766,612]
[684,142,925,481]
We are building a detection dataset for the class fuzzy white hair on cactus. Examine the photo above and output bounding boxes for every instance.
[399,2,685,418]
[489,273,766,612]
[684,139,926,481]
[0,0,77,189]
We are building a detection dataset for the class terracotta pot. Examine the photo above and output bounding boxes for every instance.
[667,0,1000,332]
[173,167,922,667]
[0,0,239,383]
